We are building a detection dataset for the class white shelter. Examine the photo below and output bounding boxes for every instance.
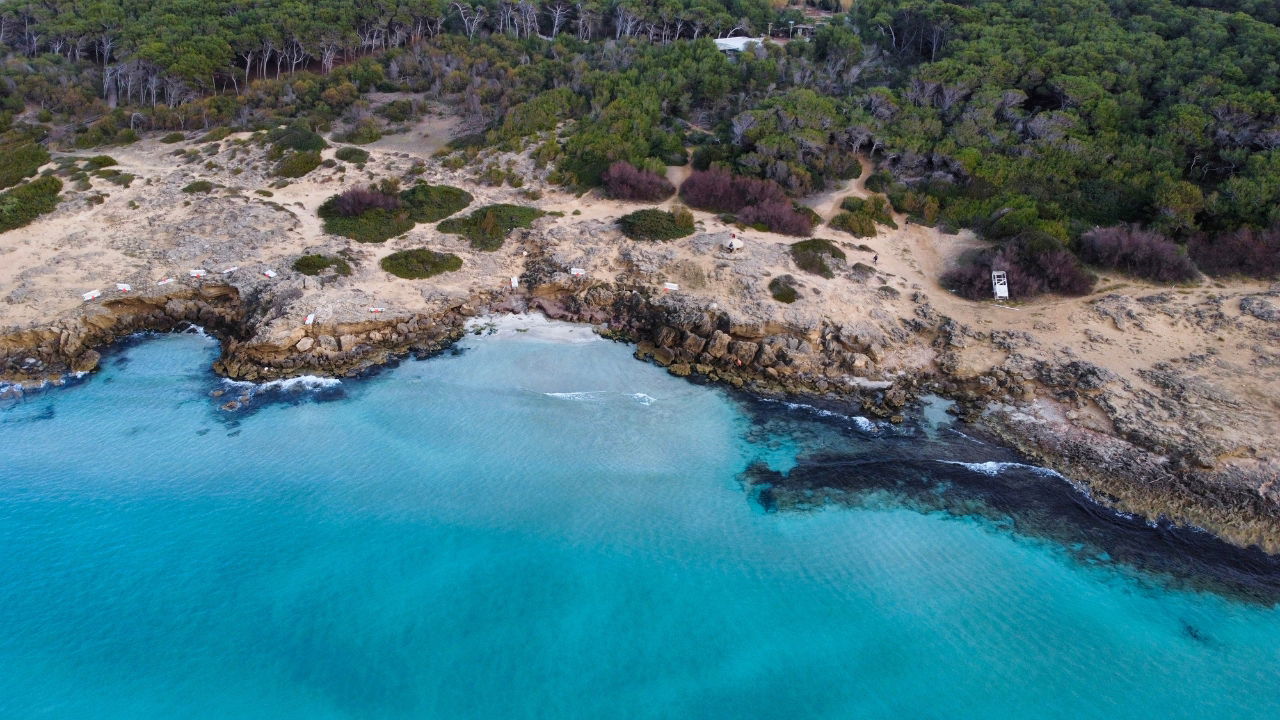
[115,283,132,293]
[662,282,679,292]
[991,270,1009,300]
[570,267,586,277]
[82,290,102,302]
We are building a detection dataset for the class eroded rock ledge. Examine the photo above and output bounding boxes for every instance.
[3,277,1279,554]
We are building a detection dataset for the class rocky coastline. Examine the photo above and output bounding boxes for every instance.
[4,273,1279,555]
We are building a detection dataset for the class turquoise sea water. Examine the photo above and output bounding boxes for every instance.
[2,318,1279,719]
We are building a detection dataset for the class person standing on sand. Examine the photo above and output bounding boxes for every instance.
[873,254,879,264]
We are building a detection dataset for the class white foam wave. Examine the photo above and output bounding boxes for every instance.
[543,391,607,401]
[541,390,656,406]
[768,398,882,432]
[222,375,341,394]
[937,460,1064,478]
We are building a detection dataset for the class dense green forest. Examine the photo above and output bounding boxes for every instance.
[2,0,1279,287]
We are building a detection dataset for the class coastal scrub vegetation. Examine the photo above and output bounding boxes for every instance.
[601,161,674,202]
[334,147,369,164]
[790,238,846,279]
[0,176,62,233]
[1079,226,1199,284]
[1188,227,1280,280]
[292,253,352,277]
[768,275,800,304]
[680,169,814,236]
[437,204,543,251]
[942,233,1096,300]
[618,207,695,241]
[0,142,49,190]
[273,150,322,178]
[399,182,472,222]
[830,195,896,239]
[381,248,463,279]
[319,184,413,242]
[4,1,1280,285]
[182,180,214,193]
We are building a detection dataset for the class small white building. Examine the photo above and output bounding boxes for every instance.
[991,270,1009,300]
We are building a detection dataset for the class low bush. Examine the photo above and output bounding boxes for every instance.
[1188,226,1280,279]
[0,176,62,233]
[274,150,322,178]
[399,182,472,222]
[679,168,788,213]
[336,118,383,145]
[182,180,214,193]
[331,186,400,217]
[941,233,1096,300]
[840,195,897,227]
[790,238,846,278]
[618,207,695,241]
[0,142,50,190]
[601,161,674,201]
[267,123,327,155]
[438,203,544,251]
[160,132,185,143]
[1079,226,1199,283]
[737,200,815,236]
[292,254,352,276]
[378,99,417,123]
[319,190,412,243]
[381,248,463,279]
[199,126,233,143]
[335,146,370,164]
[84,155,117,170]
[768,275,800,303]
[829,211,876,237]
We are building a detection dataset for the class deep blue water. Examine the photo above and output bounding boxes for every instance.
[2,317,1279,719]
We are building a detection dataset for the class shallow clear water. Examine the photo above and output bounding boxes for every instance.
[2,319,1279,719]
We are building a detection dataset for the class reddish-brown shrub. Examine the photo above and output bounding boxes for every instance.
[333,186,401,217]
[942,235,1095,300]
[738,200,815,237]
[1188,226,1280,279]
[679,168,788,213]
[601,161,674,201]
[1080,226,1198,283]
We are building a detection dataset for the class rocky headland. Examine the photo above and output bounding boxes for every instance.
[3,122,1279,552]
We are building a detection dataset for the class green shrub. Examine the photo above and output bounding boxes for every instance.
[335,146,370,164]
[182,180,214,193]
[336,118,382,144]
[768,275,800,303]
[438,203,544,251]
[830,211,876,237]
[318,195,413,242]
[377,99,417,123]
[0,176,62,233]
[199,126,233,143]
[255,189,273,197]
[292,253,352,276]
[160,132,186,143]
[617,207,695,241]
[790,238,846,278]
[381,248,463,278]
[274,150,322,178]
[399,183,472,222]
[267,123,327,155]
[0,143,50,190]
[84,155,116,170]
